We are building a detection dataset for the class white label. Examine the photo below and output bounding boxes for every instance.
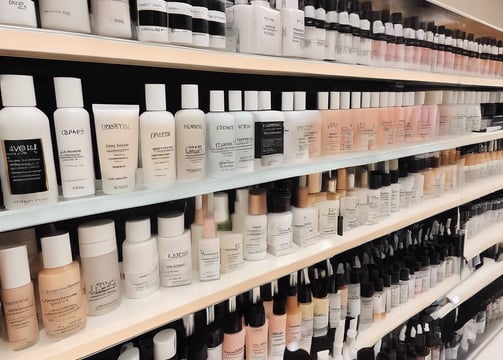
[292,207,318,247]
[329,293,341,327]
[359,297,373,324]
[199,237,220,281]
[167,1,192,16]
[391,285,400,307]
[207,117,237,177]
[400,283,408,303]
[415,273,422,294]
[373,292,385,314]
[92,0,131,37]
[269,327,286,357]
[124,263,160,297]
[244,216,267,259]
[267,213,293,250]
[317,200,339,235]
[313,313,328,337]
[209,9,225,23]
[300,318,313,340]
[0,0,37,27]
[208,344,223,360]
[220,234,244,274]
[159,242,192,287]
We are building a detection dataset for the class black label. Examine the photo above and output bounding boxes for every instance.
[4,139,48,194]
[209,21,225,36]
[138,10,168,27]
[169,14,192,30]
[192,18,209,34]
[254,121,284,159]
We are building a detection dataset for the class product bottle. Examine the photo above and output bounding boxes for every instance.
[199,215,221,281]
[383,274,392,313]
[39,0,91,33]
[38,232,86,338]
[175,84,206,181]
[335,0,352,64]
[359,282,374,329]
[319,91,340,156]
[223,296,246,360]
[268,280,287,360]
[379,164,392,218]
[421,256,431,292]
[304,0,325,60]
[292,176,319,247]
[371,10,386,67]
[286,272,302,345]
[358,1,372,66]
[78,219,121,315]
[207,305,224,360]
[137,0,169,43]
[282,91,310,164]
[192,0,210,47]
[228,90,254,174]
[214,192,232,231]
[303,92,322,159]
[316,178,340,235]
[392,12,405,68]
[383,9,395,66]
[220,231,244,274]
[399,268,409,304]
[243,188,268,260]
[339,92,354,151]
[246,287,268,360]
[277,0,304,57]
[324,0,337,61]
[298,269,314,353]
[153,328,177,360]
[390,159,401,212]
[122,217,160,298]
[207,90,237,178]
[231,188,249,234]
[312,275,329,338]
[373,278,386,321]
[390,272,400,308]
[118,342,140,360]
[0,245,39,350]
[191,195,205,271]
[208,0,226,49]
[267,189,295,256]
[348,0,360,64]
[140,83,176,189]
[53,77,95,198]
[0,0,37,27]
[0,74,58,209]
[367,171,381,224]
[347,270,361,321]
[167,0,193,45]
[336,264,348,319]
[158,211,192,287]
[91,0,132,38]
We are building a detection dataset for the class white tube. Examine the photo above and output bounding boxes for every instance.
[92,104,139,194]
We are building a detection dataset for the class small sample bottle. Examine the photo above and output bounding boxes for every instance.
[292,176,319,247]
[383,274,392,313]
[243,188,268,260]
[228,90,254,174]
[324,0,338,61]
[91,0,132,38]
[137,0,169,43]
[167,0,193,45]
[421,256,431,292]
[153,328,177,360]
[359,282,374,329]
[223,296,246,360]
[379,166,392,218]
[246,287,268,360]
[122,217,160,298]
[335,0,352,64]
[78,219,121,316]
[192,0,210,47]
[371,10,386,67]
[39,0,90,32]
[0,0,36,27]
[199,216,221,281]
[267,189,295,256]
[0,245,39,350]
[39,232,86,338]
[158,211,192,287]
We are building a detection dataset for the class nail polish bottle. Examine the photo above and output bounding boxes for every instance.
[390,272,400,308]
[283,91,309,164]
[298,269,314,352]
[373,278,386,321]
[335,0,352,64]
[243,188,268,260]
[267,189,295,256]
[246,287,268,359]
[223,296,246,360]
[268,280,287,360]
[359,282,374,329]
[286,272,302,345]
[371,10,386,67]
[292,176,319,247]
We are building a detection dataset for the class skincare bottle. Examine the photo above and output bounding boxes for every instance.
[243,188,268,260]
[339,92,354,151]
[358,1,372,66]
[192,0,210,47]
[158,211,192,287]
[373,278,386,321]
[336,263,348,319]
[220,231,244,274]
[262,282,273,321]
[78,219,121,315]
[199,215,221,281]
[91,0,132,38]
[375,92,395,147]
[246,287,268,360]
[268,280,287,360]
[399,268,409,304]
[0,74,58,209]
[167,0,193,45]
[316,178,340,235]
[391,12,405,68]
[207,90,237,178]
[278,0,305,57]
[191,195,205,271]
[348,0,360,64]
[304,0,325,60]
[347,270,361,321]
[311,268,329,338]
[286,272,302,345]
[283,91,310,164]
[232,188,249,234]
[207,305,224,360]
[39,232,86,338]
[371,10,386,67]
[303,93,322,159]
[175,84,206,181]
[119,342,141,360]
[379,164,392,218]
[327,260,341,333]
[53,77,95,198]
[319,91,342,156]
[39,0,91,33]
[359,282,374,329]
[153,328,177,360]
[267,189,295,256]
[383,9,395,66]
[390,272,400,308]
[292,176,319,247]
[353,92,376,151]
[228,90,254,173]
[0,0,37,27]
[389,159,401,213]
[137,0,169,43]
[421,255,431,291]
[335,0,352,64]
[0,245,39,350]
[383,274,392,313]
[223,296,246,360]
[355,168,369,225]
[214,192,232,231]
[324,0,338,61]
[298,269,314,353]
[140,83,176,189]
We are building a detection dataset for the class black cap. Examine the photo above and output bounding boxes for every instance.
[391,272,399,284]
[411,16,419,30]
[399,159,408,178]
[187,339,208,360]
[430,252,440,266]
[246,302,265,327]
[369,171,382,189]
[383,274,391,287]
[361,282,375,297]
[350,0,360,13]
[438,25,445,34]
[326,0,337,12]
[361,1,372,19]
[404,17,411,29]
[207,323,224,348]
[375,278,384,292]
[390,170,399,184]
[400,268,409,281]
[336,272,346,287]
[391,12,402,24]
[415,261,422,272]
[337,0,347,12]
[427,22,436,32]
[381,172,391,187]
[224,311,242,334]
[372,10,381,22]
[408,159,419,173]
[273,297,286,316]
[357,347,375,360]
[328,276,338,294]
[421,256,430,267]
[261,283,272,301]
[269,189,291,213]
[350,270,360,284]
[298,283,312,304]
[468,33,474,41]
[381,9,390,23]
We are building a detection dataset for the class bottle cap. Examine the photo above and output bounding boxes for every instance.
[224,309,242,334]
[340,92,351,109]
[261,282,272,301]
[361,282,375,297]
[207,323,224,348]
[0,245,31,289]
[294,91,306,111]
[214,192,230,224]
[258,91,271,110]
[330,92,340,110]
[381,172,391,186]
[383,273,391,287]
[153,328,177,360]
[210,90,225,112]
[361,92,371,108]
[158,211,185,237]
[181,84,199,109]
[379,92,389,107]
[41,231,73,269]
[78,219,117,258]
[351,92,361,109]
[318,92,329,110]
[388,92,396,107]
[375,277,384,291]
[400,268,409,281]
[357,348,375,360]
[369,171,382,189]
[247,288,266,327]
[282,91,294,111]
[298,283,312,303]
[391,12,402,24]
[54,77,85,108]
[421,256,430,267]
[244,90,258,111]
[228,90,242,111]
[350,270,360,284]
[273,297,286,315]
[370,92,380,108]
[118,346,140,360]
[430,252,440,265]
[0,74,37,107]
[125,216,151,243]
[248,188,267,215]
[391,272,399,284]
[395,92,404,106]
[270,189,291,213]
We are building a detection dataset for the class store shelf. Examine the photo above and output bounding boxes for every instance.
[0,25,502,87]
[464,222,503,260]
[460,320,503,360]
[355,275,460,350]
[432,258,503,319]
[1,131,502,232]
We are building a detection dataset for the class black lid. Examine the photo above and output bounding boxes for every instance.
[400,268,409,281]
[404,17,411,29]
[350,270,360,284]
[383,273,391,287]
[224,310,242,334]
[390,170,399,184]
[261,283,272,301]
[246,302,266,327]
[445,29,452,37]
[438,25,445,34]
[381,172,391,187]
[430,252,440,265]
[375,277,384,292]
[408,159,419,173]
[287,282,297,296]
[391,272,399,284]
[269,189,291,213]
[357,347,375,360]
[208,0,225,11]
[350,0,360,14]
[415,261,422,272]
[187,339,208,360]
[370,270,379,282]
[381,9,390,23]
[391,12,402,24]
[468,33,474,41]
[328,276,338,294]
[192,0,208,7]
[298,284,312,303]
[337,0,347,12]
[407,264,415,276]
[361,1,372,19]
[398,160,408,178]
[427,22,435,32]
[273,297,286,315]
[207,323,224,348]
[336,272,346,287]
[421,256,430,267]
[361,282,375,297]
[369,171,382,189]
[410,16,419,30]
[326,0,337,12]
[372,10,381,22]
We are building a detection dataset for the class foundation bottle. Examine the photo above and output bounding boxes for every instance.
[286,272,301,346]
[319,91,341,156]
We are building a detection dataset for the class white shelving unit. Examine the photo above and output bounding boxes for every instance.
[464,222,503,260]
[460,320,503,360]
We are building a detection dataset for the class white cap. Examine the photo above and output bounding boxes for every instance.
[415,91,425,105]
[236,188,249,203]
[78,219,117,258]
[244,91,258,111]
[294,91,306,111]
[210,90,225,112]
[41,231,73,269]
[395,92,403,106]
[228,90,242,111]
[0,245,31,289]
[158,211,185,237]
[144,84,166,111]
[370,92,379,108]
[214,192,230,223]
[317,92,329,110]
[282,92,294,111]
[388,92,396,107]
[405,92,415,106]
[490,91,498,103]
[258,91,271,110]
[181,84,199,109]
[0,74,36,107]
[361,92,371,108]
[379,92,389,108]
[54,77,84,108]
[153,328,177,360]
[276,0,298,10]
[125,217,151,243]
[0,227,37,257]
[424,91,443,105]
[118,347,140,360]
[452,91,459,104]
[351,92,361,109]
[443,90,453,105]
[330,92,340,110]
[340,92,350,109]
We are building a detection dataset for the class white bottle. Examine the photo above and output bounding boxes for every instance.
[225,0,250,52]
[303,93,321,159]
[304,0,325,60]
[267,189,294,256]
[220,232,244,274]
[0,75,58,209]
[335,3,352,64]
[39,0,91,33]
[379,171,392,218]
[253,91,285,169]
[137,0,169,43]
[122,217,160,299]
[158,211,192,287]
[192,0,210,47]
[140,84,176,189]
[316,178,340,235]
[0,0,37,27]
[246,1,281,56]
[389,159,401,213]
[324,1,338,61]
[91,0,132,38]
[243,188,268,260]
[282,91,309,164]
[53,77,95,199]
[208,0,226,49]
[278,0,305,58]
[199,216,221,281]
[175,84,206,181]
[207,90,237,178]
[228,90,254,174]
[367,171,381,225]
[167,0,193,45]
[292,176,319,247]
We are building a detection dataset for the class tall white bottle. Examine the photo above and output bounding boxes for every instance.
[298,91,321,159]
[283,91,309,164]
[137,0,169,43]
[0,75,58,209]
[53,77,95,199]
[140,84,176,189]
[207,90,236,178]
[175,84,206,181]
[0,0,37,27]
[278,0,305,58]
[91,0,132,38]
[39,0,91,33]
[228,90,254,174]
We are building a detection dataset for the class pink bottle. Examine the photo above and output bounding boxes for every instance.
[339,92,354,151]
[371,10,386,67]
[404,92,420,143]
[223,296,246,360]
[423,91,442,139]
[375,92,394,148]
[353,92,376,151]
[383,10,395,67]
[319,91,341,156]
[393,91,406,145]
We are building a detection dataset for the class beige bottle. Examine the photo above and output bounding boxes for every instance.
[39,231,86,338]
[0,245,39,350]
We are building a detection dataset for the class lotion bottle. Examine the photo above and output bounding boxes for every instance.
[267,189,294,256]
[292,176,319,247]
[283,91,310,164]
[223,296,246,360]
[228,90,254,174]
[298,268,314,353]
[137,0,169,43]
[286,272,302,345]
[167,0,193,45]
[268,280,287,360]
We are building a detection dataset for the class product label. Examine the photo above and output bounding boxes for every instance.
[269,327,286,357]
[313,313,328,337]
[373,292,385,314]
[282,11,304,54]
[86,277,120,312]
[317,200,339,235]
[292,212,318,247]
[208,122,236,176]
[379,188,391,216]
[340,122,354,150]
[267,215,293,250]
[399,283,408,303]
[329,293,341,328]
[220,236,244,273]
[246,325,267,360]
[167,1,192,31]
[391,285,400,307]
[300,317,313,340]
[223,342,245,360]
[2,286,38,344]
[208,9,225,37]
[341,196,358,230]
[322,119,341,154]
[3,139,48,195]
[124,264,160,295]
[144,130,175,181]
[199,238,220,281]
[421,269,430,291]
[235,118,254,172]
[359,297,373,324]
[254,121,284,160]
[415,273,423,294]
[286,322,301,344]
[208,344,223,360]
[244,219,267,258]
[391,185,400,212]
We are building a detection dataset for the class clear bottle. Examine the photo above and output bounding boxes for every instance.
[358,2,372,66]
[392,12,405,68]
[278,0,305,57]
[220,232,244,274]
[303,92,322,159]
[136,0,169,43]
[371,9,386,67]
[283,91,310,164]
[421,256,431,292]
[243,188,268,260]
[199,216,221,281]
[267,189,295,256]
[228,90,254,174]
[191,195,205,271]
[292,176,319,247]
[414,261,423,296]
